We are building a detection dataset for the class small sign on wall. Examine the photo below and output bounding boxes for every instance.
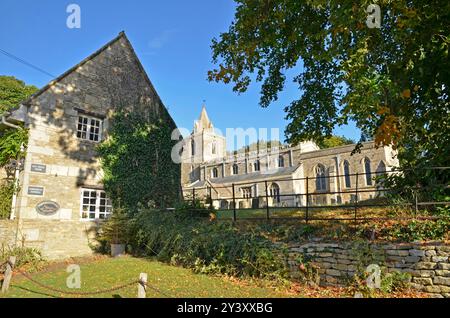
[28,186,44,196]
[31,164,47,173]
[36,201,60,216]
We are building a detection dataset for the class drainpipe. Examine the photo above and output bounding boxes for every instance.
[2,114,21,129]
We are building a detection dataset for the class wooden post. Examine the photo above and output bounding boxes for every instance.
[354,173,359,223]
[305,177,309,223]
[192,188,196,206]
[232,183,236,222]
[209,186,213,209]
[265,180,270,220]
[138,272,147,298]
[1,256,16,293]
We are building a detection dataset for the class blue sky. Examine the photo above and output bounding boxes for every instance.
[0,0,360,150]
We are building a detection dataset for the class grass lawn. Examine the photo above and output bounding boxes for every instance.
[1,256,298,298]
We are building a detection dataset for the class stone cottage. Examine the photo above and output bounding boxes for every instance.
[0,32,178,259]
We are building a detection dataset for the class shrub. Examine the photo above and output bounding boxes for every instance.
[126,208,289,281]
[0,244,46,272]
[0,181,15,219]
[383,207,450,241]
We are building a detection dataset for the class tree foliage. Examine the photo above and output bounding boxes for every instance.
[318,135,354,149]
[208,1,450,171]
[97,110,181,213]
[0,75,38,114]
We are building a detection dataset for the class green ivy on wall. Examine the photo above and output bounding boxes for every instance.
[97,110,181,213]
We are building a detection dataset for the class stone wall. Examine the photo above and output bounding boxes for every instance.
[287,241,450,298]
[0,220,17,248]
[0,219,97,260]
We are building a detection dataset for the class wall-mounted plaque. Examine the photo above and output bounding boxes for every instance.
[28,186,44,196]
[36,201,60,216]
[31,164,47,173]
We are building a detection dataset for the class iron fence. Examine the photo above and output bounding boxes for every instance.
[181,167,450,222]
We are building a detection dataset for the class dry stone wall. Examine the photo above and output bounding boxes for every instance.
[287,241,450,298]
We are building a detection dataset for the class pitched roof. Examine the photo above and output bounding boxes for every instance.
[16,31,176,127]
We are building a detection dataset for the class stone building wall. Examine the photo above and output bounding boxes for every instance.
[14,32,178,221]
[287,241,450,298]
[0,220,17,248]
[0,219,97,259]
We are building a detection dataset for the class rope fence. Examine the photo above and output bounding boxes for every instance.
[0,257,172,298]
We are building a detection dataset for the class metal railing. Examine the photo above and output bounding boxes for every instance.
[182,167,450,222]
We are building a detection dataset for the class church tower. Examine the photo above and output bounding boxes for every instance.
[181,104,226,184]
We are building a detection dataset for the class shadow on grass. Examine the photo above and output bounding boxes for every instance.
[10,284,61,298]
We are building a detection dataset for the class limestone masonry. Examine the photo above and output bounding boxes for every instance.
[288,242,450,298]
[0,32,177,259]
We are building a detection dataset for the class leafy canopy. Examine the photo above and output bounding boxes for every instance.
[209,1,450,169]
[0,76,37,167]
[318,135,354,149]
[0,75,38,114]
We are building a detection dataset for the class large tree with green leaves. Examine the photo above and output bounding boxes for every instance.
[0,75,37,218]
[208,1,450,172]
[0,75,37,167]
[0,75,38,114]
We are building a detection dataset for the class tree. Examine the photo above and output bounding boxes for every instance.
[318,135,354,149]
[0,76,37,218]
[0,75,38,114]
[0,76,36,168]
[208,1,450,172]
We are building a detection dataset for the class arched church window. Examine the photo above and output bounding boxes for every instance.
[212,141,217,155]
[364,158,373,186]
[191,139,195,156]
[343,160,351,188]
[278,155,285,168]
[212,167,218,178]
[270,183,281,203]
[315,164,327,191]
[232,164,239,175]
[254,160,260,172]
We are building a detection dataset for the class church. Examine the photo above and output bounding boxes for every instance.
[181,107,399,210]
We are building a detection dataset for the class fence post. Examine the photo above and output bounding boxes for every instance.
[192,188,195,206]
[414,184,419,216]
[232,183,236,222]
[354,173,359,223]
[209,186,213,209]
[138,272,147,298]
[305,177,309,223]
[1,256,16,293]
[265,180,270,220]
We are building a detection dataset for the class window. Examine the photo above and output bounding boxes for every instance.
[191,139,195,156]
[212,141,217,155]
[242,187,252,199]
[270,183,281,203]
[315,165,327,191]
[253,160,260,172]
[364,158,373,186]
[212,167,218,178]
[77,115,102,142]
[80,189,112,220]
[232,164,239,175]
[278,155,285,168]
[343,160,351,188]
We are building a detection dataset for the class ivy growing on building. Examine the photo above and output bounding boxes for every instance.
[97,110,181,213]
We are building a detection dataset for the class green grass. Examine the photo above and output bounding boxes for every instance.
[1,257,296,298]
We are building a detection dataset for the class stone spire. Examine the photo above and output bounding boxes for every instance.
[194,104,213,133]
